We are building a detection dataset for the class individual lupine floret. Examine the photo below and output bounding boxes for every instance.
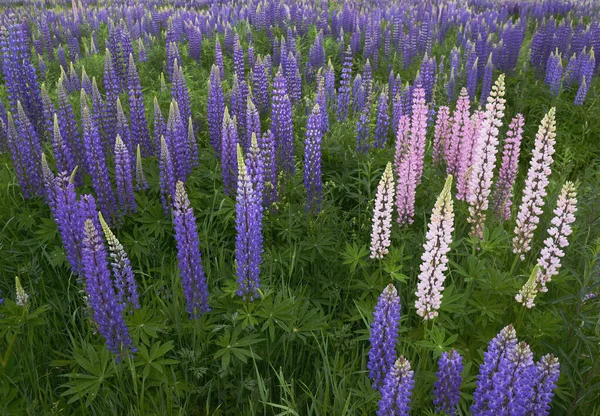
[513,108,557,259]
[221,108,239,196]
[370,163,395,259]
[114,135,136,217]
[99,212,139,310]
[528,354,560,416]
[159,136,176,213]
[235,145,262,301]
[415,175,454,320]
[467,74,506,239]
[127,54,152,156]
[135,144,148,191]
[492,114,524,220]
[368,284,401,390]
[81,217,134,354]
[304,103,324,213]
[377,356,415,416]
[487,341,535,414]
[373,88,390,148]
[394,116,416,225]
[82,99,117,224]
[432,106,451,167]
[471,325,518,414]
[208,65,225,155]
[516,182,577,307]
[433,350,464,415]
[173,181,210,318]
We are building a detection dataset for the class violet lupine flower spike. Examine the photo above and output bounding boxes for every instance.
[173,181,210,318]
[492,114,525,221]
[528,354,560,416]
[127,54,152,156]
[370,163,395,259]
[235,144,262,301]
[114,135,137,217]
[368,284,401,390]
[516,182,577,307]
[432,106,451,167]
[377,356,415,416]
[467,74,506,239]
[433,350,464,416]
[81,218,134,355]
[159,136,176,213]
[208,65,225,155]
[415,175,454,320]
[513,108,557,259]
[471,325,518,414]
[304,103,324,213]
[98,212,139,310]
[135,144,148,191]
[487,341,535,415]
[221,108,238,196]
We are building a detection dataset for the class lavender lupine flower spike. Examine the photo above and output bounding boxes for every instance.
[415,175,454,320]
[98,212,139,310]
[173,181,210,318]
[471,325,518,414]
[235,144,262,301]
[368,284,401,390]
[114,135,136,217]
[467,74,506,239]
[528,354,560,416]
[370,163,395,259]
[377,356,415,416]
[513,108,557,259]
[487,342,535,414]
[159,136,176,213]
[304,103,324,213]
[492,114,524,220]
[127,54,152,156]
[221,108,238,196]
[516,182,577,307]
[81,218,134,354]
[434,350,464,416]
[208,65,225,155]
[336,47,353,122]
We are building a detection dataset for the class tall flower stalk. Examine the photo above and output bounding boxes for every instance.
[370,163,395,259]
[434,350,464,415]
[377,356,415,416]
[415,175,454,320]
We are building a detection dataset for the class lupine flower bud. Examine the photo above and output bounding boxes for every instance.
[467,74,506,239]
[513,108,557,259]
[368,284,401,390]
[15,276,29,308]
[377,356,414,416]
[434,350,464,415]
[415,175,454,320]
[173,181,210,318]
[370,163,395,259]
[492,114,524,220]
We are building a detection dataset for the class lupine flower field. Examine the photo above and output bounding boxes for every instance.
[1,0,600,414]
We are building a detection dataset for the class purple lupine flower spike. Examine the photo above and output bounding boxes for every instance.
[260,130,277,206]
[492,114,524,221]
[52,113,75,177]
[98,212,139,310]
[271,67,295,175]
[304,103,324,213]
[159,136,176,213]
[471,325,518,414]
[114,135,137,217]
[377,356,415,416]
[336,47,353,122]
[246,96,261,147]
[246,133,265,214]
[187,117,198,170]
[208,65,225,155]
[173,181,210,318]
[374,88,390,148]
[127,54,152,156]
[221,108,239,196]
[434,350,463,415]
[153,97,166,154]
[81,216,134,354]
[368,284,401,390]
[528,354,560,416]
[235,144,262,301]
[135,144,148,191]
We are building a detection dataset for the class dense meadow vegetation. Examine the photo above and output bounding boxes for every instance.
[0,0,599,414]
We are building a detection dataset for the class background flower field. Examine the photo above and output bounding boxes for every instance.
[0,0,599,414]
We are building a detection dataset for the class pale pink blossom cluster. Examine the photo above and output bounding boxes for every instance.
[516,182,577,307]
[513,108,557,259]
[492,114,525,221]
[457,110,484,201]
[370,162,396,259]
[411,86,428,185]
[445,88,471,177]
[415,175,455,320]
[467,74,506,239]
[395,115,417,225]
[432,106,451,167]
